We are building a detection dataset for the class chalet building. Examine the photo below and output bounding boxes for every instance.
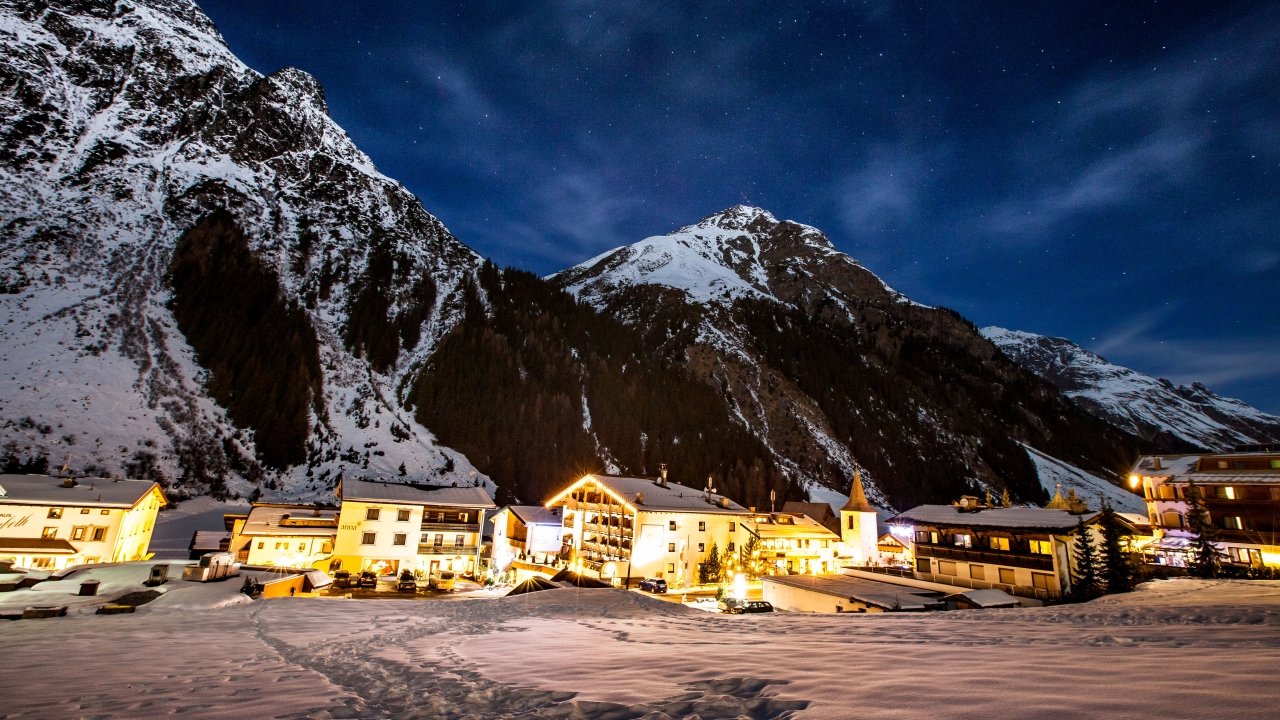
[545,469,840,587]
[332,478,495,577]
[890,500,1102,601]
[490,505,565,578]
[0,474,165,571]
[1131,451,1280,568]
[226,504,338,568]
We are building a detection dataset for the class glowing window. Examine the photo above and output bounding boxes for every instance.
[989,537,1010,551]
[1029,540,1052,555]
[47,508,63,519]
[998,568,1016,585]
[41,527,57,539]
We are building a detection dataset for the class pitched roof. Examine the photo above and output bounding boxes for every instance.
[569,475,749,515]
[0,474,163,509]
[841,468,874,513]
[780,502,835,522]
[339,478,496,508]
[761,573,944,611]
[507,505,564,526]
[746,513,841,540]
[241,505,338,537]
[891,504,1082,532]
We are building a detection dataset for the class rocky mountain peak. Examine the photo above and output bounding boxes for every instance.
[689,204,778,232]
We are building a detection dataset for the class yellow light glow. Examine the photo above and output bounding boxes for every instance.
[1128,474,1140,489]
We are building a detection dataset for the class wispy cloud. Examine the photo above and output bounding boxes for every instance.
[982,5,1280,240]
[838,145,933,235]
[1090,307,1280,404]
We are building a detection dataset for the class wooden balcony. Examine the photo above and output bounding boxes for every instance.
[916,543,1054,571]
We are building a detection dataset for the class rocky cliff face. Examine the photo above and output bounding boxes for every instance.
[982,327,1280,452]
[0,0,485,499]
[555,206,1139,508]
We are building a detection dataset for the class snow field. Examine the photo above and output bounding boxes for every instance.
[0,578,1277,718]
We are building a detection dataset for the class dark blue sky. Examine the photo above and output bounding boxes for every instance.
[199,1,1280,413]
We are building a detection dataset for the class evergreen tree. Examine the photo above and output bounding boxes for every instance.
[1098,503,1135,593]
[739,536,761,580]
[701,542,723,585]
[1185,481,1221,578]
[1000,489,1012,508]
[1070,515,1101,600]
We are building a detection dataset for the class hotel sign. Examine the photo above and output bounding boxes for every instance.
[0,512,32,531]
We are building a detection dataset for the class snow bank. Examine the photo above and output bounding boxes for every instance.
[1,579,1278,718]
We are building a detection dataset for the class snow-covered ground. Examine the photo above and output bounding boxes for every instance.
[149,496,250,560]
[2,577,1278,718]
[1024,444,1147,514]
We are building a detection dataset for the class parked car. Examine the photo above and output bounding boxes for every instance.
[332,570,352,589]
[717,597,743,613]
[356,571,378,589]
[638,578,668,594]
[727,600,774,614]
[397,571,417,592]
[429,571,456,591]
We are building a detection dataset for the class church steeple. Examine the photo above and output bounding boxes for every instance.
[842,466,874,513]
[840,466,879,564]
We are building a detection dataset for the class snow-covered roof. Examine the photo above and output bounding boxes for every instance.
[339,479,495,508]
[0,537,79,554]
[506,505,564,526]
[891,505,1082,532]
[948,588,1022,608]
[240,505,338,537]
[189,530,230,551]
[761,574,943,611]
[0,474,163,509]
[746,513,840,540]
[560,475,749,515]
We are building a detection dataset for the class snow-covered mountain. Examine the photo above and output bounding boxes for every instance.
[0,0,487,499]
[555,206,1138,508]
[982,327,1280,452]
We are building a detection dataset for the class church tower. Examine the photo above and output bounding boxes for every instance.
[840,466,879,565]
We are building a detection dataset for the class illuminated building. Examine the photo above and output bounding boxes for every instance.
[0,473,165,571]
[331,478,495,577]
[1131,450,1280,568]
[226,504,338,569]
[544,468,839,587]
[889,500,1149,601]
[490,505,564,579]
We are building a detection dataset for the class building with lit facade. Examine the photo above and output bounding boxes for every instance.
[490,505,565,580]
[889,500,1147,601]
[0,474,165,571]
[545,470,841,587]
[331,478,495,577]
[226,504,338,569]
[1130,450,1280,568]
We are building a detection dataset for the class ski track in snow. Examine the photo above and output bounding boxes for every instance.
[1,577,1279,719]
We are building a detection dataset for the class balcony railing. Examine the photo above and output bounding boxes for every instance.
[420,521,480,532]
[418,544,479,555]
[916,544,1054,571]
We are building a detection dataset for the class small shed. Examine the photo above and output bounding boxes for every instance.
[188,530,230,560]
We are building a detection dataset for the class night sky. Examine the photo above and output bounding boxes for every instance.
[199,1,1280,413]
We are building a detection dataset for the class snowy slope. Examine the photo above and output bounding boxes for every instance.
[1023,444,1146,514]
[984,327,1280,452]
[0,0,489,499]
[552,206,1137,509]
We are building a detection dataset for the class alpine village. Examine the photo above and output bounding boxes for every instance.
[3,1,1280,718]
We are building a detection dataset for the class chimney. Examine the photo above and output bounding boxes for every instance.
[658,463,668,488]
[1152,456,1163,471]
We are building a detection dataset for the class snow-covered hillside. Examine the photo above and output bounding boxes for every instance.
[1024,444,1146,514]
[553,206,1137,509]
[983,327,1280,452]
[0,0,488,498]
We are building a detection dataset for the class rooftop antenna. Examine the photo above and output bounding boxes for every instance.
[769,488,776,514]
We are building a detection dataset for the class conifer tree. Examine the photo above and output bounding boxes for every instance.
[739,536,761,579]
[1185,481,1221,578]
[1098,503,1135,593]
[1000,489,1012,508]
[701,542,723,585]
[1070,515,1101,600]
